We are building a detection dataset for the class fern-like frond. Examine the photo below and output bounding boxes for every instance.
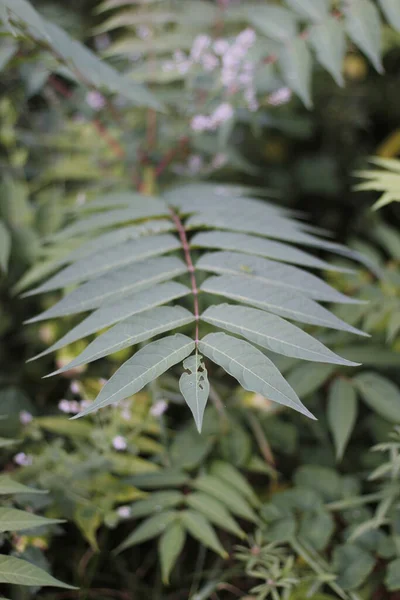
[25,185,366,430]
[355,157,400,210]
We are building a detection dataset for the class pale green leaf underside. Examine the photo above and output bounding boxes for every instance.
[116,511,179,554]
[345,0,383,73]
[197,251,358,304]
[0,508,63,532]
[25,233,181,295]
[309,17,345,86]
[186,492,245,538]
[199,332,315,419]
[26,256,186,322]
[179,353,210,433]
[201,304,358,366]
[201,275,366,336]
[193,474,258,523]
[191,230,350,272]
[52,305,194,374]
[379,0,400,31]
[279,38,312,108]
[286,0,329,21]
[353,372,400,422]
[32,282,190,361]
[63,219,175,263]
[75,334,195,417]
[0,555,76,588]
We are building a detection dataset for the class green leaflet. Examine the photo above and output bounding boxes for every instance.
[52,204,168,241]
[75,334,195,417]
[197,251,357,304]
[0,508,63,532]
[209,461,260,507]
[379,0,400,31]
[199,332,315,419]
[279,38,312,108]
[344,0,383,73]
[180,510,228,558]
[201,275,366,336]
[191,230,349,272]
[26,256,186,322]
[285,0,329,21]
[0,555,76,588]
[186,492,245,539]
[0,476,46,495]
[159,521,186,584]
[0,0,161,109]
[115,510,179,553]
[179,353,210,433]
[309,17,346,86]
[75,192,162,213]
[32,283,190,361]
[51,305,194,374]
[286,362,335,397]
[63,219,175,263]
[201,304,358,366]
[0,220,11,273]
[328,378,358,462]
[25,234,181,295]
[129,491,184,519]
[385,558,400,591]
[192,474,258,523]
[127,470,188,489]
[333,544,375,590]
[352,372,400,422]
[247,5,298,41]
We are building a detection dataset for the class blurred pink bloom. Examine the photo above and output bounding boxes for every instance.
[190,35,211,62]
[213,39,229,56]
[150,400,168,417]
[211,102,234,126]
[14,453,33,467]
[117,506,131,518]
[112,435,127,451]
[19,411,33,425]
[268,87,292,106]
[86,91,106,111]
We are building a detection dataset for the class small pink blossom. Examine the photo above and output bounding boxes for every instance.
[112,435,127,451]
[236,28,256,48]
[150,400,168,417]
[86,91,106,111]
[117,506,131,518]
[70,381,80,395]
[190,35,211,62]
[211,102,234,126]
[213,39,229,56]
[268,87,292,106]
[14,453,33,467]
[191,115,212,132]
[19,411,33,425]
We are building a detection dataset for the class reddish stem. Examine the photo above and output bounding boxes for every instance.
[155,136,189,177]
[169,208,199,345]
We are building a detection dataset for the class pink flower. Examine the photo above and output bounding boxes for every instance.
[14,453,33,467]
[211,103,234,126]
[213,39,230,56]
[190,35,211,62]
[268,87,292,106]
[191,115,212,132]
[112,435,127,451]
[86,91,106,111]
[150,400,168,417]
[19,411,33,425]
[117,506,131,518]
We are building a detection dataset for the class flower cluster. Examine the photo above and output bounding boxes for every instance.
[163,28,259,132]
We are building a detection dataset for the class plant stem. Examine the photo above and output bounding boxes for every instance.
[168,207,199,345]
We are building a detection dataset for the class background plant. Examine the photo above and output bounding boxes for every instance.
[0,1,399,599]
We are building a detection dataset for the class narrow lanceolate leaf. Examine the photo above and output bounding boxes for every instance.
[209,461,260,507]
[279,38,312,108]
[25,234,180,295]
[26,257,186,323]
[75,192,163,213]
[353,372,400,423]
[191,231,350,272]
[0,555,76,588]
[328,378,358,461]
[201,276,367,336]
[75,335,195,417]
[51,306,194,374]
[286,0,329,21]
[0,476,46,495]
[115,511,179,554]
[52,203,169,240]
[201,305,358,366]
[197,251,357,304]
[181,510,228,558]
[129,491,183,519]
[247,5,298,41]
[0,220,11,273]
[32,283,190,361]
[379,0,400,31]
[0,508,63,532]
[309,17,346,86]
[179,353,210,433]
[63,219,175,263]
[199,332,315,419]
[186,492,245,539]
[344,0,383,73]
[192,474,258,523]
[159,521,186,584]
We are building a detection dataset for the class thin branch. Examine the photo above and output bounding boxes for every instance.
[168,207,199,345]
